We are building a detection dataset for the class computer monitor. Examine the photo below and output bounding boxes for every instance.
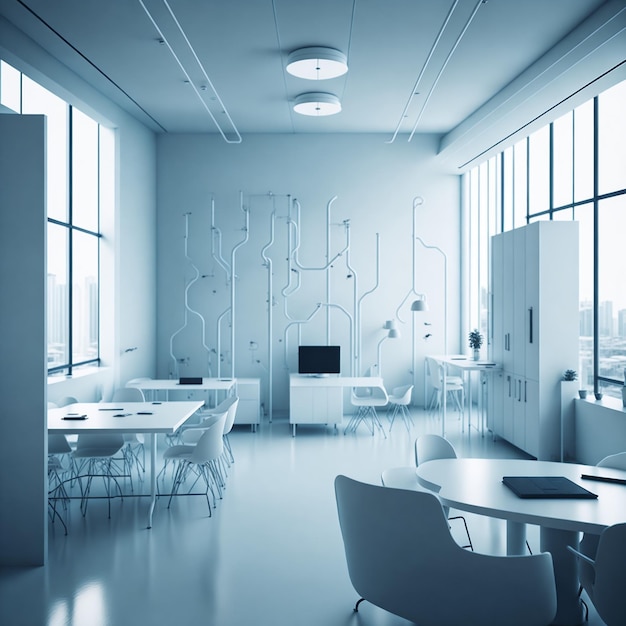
[298,345,341,375]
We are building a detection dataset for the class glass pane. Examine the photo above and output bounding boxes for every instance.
[0,60,21,112]
[528,126,549,215]
[22,76,68,222]
[72,230,99,364]
[513,139,527,228]
[575,202,594,390]
[502,148,513,231]
[598,79,626,196]
[72,108,99,232]
[573,100,594,202]
[597,195,625,388]
[47,222,69,369]
[553,111,573,209]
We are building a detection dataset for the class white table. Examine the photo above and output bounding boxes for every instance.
[427,355,500,437]
[48,401,204,528]
[416,458,626,625]
[127,377,236,401]
[289,374,385,436]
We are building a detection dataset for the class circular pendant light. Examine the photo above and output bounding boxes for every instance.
[286,47,348,80]
[293,92,342,116]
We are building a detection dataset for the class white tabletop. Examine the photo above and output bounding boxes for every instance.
[289,374,384,387]
[47,401,204,434]
[127,378,236,392]
[416,458,626,534]
[428,354,500,371]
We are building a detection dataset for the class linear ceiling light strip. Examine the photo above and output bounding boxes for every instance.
[386,0,460,144]
[408,0,484,142]
[138,0,241,143]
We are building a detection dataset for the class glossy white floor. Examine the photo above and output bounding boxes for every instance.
[1,407,605,626]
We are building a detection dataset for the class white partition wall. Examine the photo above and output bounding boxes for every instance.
[0,114,47,565]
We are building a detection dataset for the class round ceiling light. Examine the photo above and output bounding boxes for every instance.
[286,47,348,80]
[293,92,342,116]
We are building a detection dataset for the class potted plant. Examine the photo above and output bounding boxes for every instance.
[562,369,577,382]
[468,329,483,361]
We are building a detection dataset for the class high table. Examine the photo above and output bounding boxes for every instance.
[48,401,204,528]
[427,355,500,437]
[416,457,626,625]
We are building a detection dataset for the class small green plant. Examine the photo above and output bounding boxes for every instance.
[562,369,578,381]
[468,329,484,350]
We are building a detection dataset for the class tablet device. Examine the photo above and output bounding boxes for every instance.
[502,476,598,499]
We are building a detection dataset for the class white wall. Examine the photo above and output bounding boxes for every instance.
[157,133,460,415]
[0,114,47,565]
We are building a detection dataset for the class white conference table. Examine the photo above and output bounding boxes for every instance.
[416,458,626,625]
[427,355,500,437]
[48,400,204,528]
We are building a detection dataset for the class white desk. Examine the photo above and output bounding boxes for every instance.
[127,377,237,403]
[289,374,384,436]
[427,355,500,437]
[416,458,626,625]
[48,401,203,528]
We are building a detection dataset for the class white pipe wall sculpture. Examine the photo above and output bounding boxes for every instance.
[167,192,393,417]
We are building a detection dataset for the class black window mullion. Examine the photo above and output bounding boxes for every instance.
[592,96,599,394]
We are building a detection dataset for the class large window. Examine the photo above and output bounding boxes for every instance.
[466,78,626,398]
[1,60,103,375]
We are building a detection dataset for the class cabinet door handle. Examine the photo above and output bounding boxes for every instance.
[507,375,511,397]
[524,380,527,402]
[529,307,533,344]
[518,379,522,402]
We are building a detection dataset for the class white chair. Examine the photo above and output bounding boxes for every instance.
[425,357,464,421]
[162,411,228,515]
[47,415,72,534]
[72,433,125,518]
[177,396,239,474]
[386,384,414,433]
[344,383,388,437]
[415,434,473,550]
[112,386,146,481]
[576,452,626,597]
[334,475,557,626]
[568,522,626,626]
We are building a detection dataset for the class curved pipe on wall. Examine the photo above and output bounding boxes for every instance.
[261,209,276,421]
[169,212,212,376]
[229,193,250,378]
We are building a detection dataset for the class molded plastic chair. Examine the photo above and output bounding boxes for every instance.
[72,433,125,518]
[344,383,388,437]
[386,384,414,433]
[576,452,626,596]
[425,357,464,420]
[414,434,473,549]
[568,522,626,626]
[334,475,557,626]
[162,411,228,515]
[112,386,146,479]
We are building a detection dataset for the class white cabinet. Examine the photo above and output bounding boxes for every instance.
[235,378,261,430]
[490,221,578,460]
[288,374,381,436]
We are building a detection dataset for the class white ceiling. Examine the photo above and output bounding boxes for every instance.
[0,0,614,140]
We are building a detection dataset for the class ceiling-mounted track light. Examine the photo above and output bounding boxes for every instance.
[293,92,341,116]
[286,47,348,80]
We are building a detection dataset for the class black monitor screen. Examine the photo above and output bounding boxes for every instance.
[298,345,341,375]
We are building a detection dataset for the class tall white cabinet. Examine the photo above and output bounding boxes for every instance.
[490,221,579,460]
